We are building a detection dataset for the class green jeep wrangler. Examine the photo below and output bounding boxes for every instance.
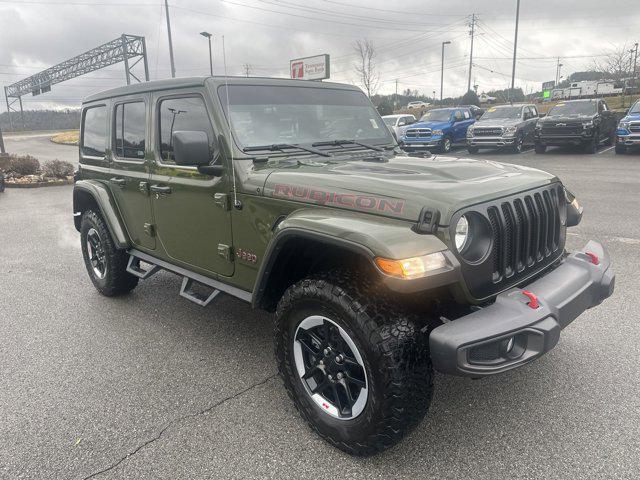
[73,77,615,455]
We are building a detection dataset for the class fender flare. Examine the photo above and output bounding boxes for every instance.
[73,180,130,249]
[251,208,452,308]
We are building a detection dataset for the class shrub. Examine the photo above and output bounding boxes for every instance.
[42,159,74,179]
[8,155,40,176]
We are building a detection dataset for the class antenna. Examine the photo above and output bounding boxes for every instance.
[222,35,240,210]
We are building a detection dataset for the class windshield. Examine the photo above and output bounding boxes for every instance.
[383,117,397,127]
[629,101,640,115]
[419,110,452,122]
[482,106,522,119]
[217,85,393,149]
[548,101,596,116]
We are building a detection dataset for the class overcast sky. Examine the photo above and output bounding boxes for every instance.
[1,0,638,110]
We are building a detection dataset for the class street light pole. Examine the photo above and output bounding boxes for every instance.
[164,0,176,78]
[440,41,451,102]
[200,32,213,76]
[509,0,521,101]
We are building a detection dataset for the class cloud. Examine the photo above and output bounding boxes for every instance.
[0,0,637,109]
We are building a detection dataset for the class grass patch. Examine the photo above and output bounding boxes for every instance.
[51,130,79,145]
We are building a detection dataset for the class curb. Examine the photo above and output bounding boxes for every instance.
[4,179,74,189]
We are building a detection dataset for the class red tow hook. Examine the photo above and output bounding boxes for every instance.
[585,252,600,265]
[521,290,539,309]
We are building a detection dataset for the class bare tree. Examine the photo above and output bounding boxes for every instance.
[353,39,379,98]
[243,63,253,77]
[592,43,634,81]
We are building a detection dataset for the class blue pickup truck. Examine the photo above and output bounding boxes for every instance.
[615,99,640,154]
[400,107,475,153]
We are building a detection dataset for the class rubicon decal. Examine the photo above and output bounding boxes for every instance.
[273,184,405,214]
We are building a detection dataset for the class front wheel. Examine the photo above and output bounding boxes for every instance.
[440,136,452,153]
[534,142,547,154]
[275,273,433,456]
[615,143,627,154]
[467,146,479,154]
[584,132,598,154]
[511,134,524,153]
[80,210,138,296]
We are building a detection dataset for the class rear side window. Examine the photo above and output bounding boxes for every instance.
[158,96,213,163]
[81,105,107,157]
[114,102,146,160]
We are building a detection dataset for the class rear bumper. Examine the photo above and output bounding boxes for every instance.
[429,241,615,378]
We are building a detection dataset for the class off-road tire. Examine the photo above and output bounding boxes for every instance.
[467,146,479,154]
[615,143,627,154]
[80,210,138,296]
[534,142,546,154]
[275,272,433,456]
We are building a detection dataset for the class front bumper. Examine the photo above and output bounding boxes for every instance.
[402,135,443,149]
[616,132,640,146]
[535,133,592,146]
[468,135,516,147]
[429,241,615,378]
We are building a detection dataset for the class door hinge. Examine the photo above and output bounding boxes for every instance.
[218,244,232,262]
[213,193,229,210]
[144,223,156,237]
[139,181,149,195]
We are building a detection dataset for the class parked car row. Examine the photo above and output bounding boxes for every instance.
[384,98,637,155]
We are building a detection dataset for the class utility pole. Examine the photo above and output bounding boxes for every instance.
[200,31,213,76]
[509,0,520,101]
[164,0,176,78]
[440,41,451,101]
[395,79,398,110]
[633,43,638,83]
[0,126,5,155]
[467,14,476,92]
[555,58,563,85]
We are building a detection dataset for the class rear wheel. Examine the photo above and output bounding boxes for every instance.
[275,272,433,456]
[80,210,138,296]
[534,142,547,154]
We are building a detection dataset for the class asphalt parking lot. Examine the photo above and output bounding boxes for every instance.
[1,143,639,479]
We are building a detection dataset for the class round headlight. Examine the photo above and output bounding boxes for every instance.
[455,216,470,252]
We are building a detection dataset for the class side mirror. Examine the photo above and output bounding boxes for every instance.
[172,131,214,167]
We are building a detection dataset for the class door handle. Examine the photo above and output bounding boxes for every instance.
[110,177,125,187]
[150,185,172,195]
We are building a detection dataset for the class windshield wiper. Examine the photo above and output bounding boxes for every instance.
[312,139,385,152]
[243,143,331,157]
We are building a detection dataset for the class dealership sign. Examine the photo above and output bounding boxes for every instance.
[290,54,330,80]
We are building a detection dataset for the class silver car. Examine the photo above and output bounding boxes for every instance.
[382,114,417,139]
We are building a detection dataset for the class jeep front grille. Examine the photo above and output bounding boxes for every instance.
[451,184,566,299]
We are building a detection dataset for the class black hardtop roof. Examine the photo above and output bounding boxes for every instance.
[82,76,361,103]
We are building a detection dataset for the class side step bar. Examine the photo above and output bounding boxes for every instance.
[127,249,252,306]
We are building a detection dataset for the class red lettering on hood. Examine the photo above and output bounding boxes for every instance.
[273,184,405,214]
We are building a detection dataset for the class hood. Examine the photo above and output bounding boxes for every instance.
[539,113,595,123]
[259,154,558,225]
[405,120,451,131]
[474,117,521,127]
[621,113,640,122]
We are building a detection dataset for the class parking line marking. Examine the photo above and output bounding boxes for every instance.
[598,146,614,154]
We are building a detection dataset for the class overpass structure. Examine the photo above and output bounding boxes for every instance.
[4,34,149,131]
